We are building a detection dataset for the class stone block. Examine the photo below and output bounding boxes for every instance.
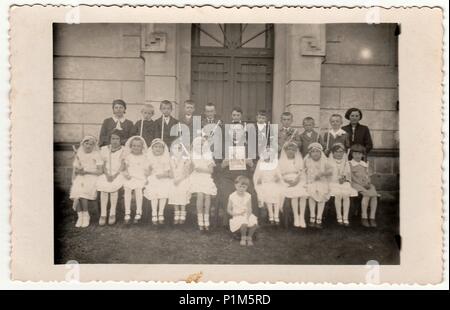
[122,24,141,36]
[122,81,145,104]
[286,81,321,107]
[54,124,83,143]
[122,36,141,58]
[82,124,102,140]
[321,64,398,88]
[83,80,122,104]
[340,87,374,110]
[374,88,398,111]
[54,79,83,103]
[320,87,340,109]
[54,57,144,81]
[145,76,177,102]
[361,110,398,131]
[325,24,394,66]
[54,23,135,58]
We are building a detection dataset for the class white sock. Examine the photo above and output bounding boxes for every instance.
[151,199,158,220]
[308,198,316,220]
[317,202,325,221]
[291,199,299,226]
[124,188,132,215]
[76,211,83,227]
[197,214,204,227]
[158,199,167,219]
[343,196,350,221]
[335,196,342,221]
[100,192,108,217]
[267,204,274,221]
[273,203,280,222]
[299,198,307,226]
[110,192,118,216]
[135,189,143,215]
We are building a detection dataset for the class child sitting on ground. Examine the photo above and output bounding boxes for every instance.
[227,176,258,246]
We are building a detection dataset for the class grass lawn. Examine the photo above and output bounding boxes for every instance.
[54,191,400,265]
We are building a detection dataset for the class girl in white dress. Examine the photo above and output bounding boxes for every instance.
[279,142,309,228]
[253,147,284,225]
[122,136,148,224]
[328,143,358,226]
[189,137,217,231]
[96,130,125,226]
[227,176,258,246]
[144,138,172,225]
[169,141,192,225]
[70,135,103,228]
[304,142,332,229]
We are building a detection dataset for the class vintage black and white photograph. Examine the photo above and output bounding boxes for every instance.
[52,22,400,265]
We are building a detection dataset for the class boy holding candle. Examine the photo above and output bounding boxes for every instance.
[132,103,156,147]
[154,100,179,148]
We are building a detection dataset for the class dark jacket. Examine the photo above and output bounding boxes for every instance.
[342,123,373,154]
[154,116,180,147]
[98,117,134,147]
[132,119,155,147]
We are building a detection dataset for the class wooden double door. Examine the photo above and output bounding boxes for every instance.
[191,24,274,123]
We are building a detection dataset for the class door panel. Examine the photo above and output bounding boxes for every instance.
[234,57,273,123]
[191,24,274,124]
[191,57,231,120]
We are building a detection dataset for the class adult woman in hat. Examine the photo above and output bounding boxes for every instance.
[99,99,135,147]
[342,108,373,156]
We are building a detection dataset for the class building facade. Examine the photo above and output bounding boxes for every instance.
[54,23,399,198]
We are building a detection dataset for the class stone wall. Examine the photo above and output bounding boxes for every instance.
[54,23,399,197]
[320,24,399,198]
[54,23,145,189]
[320,24,399,149]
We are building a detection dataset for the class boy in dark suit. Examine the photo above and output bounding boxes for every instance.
[132,103,155,147]
[154,100,179,148]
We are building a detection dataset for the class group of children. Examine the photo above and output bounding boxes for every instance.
[70,99,379,247]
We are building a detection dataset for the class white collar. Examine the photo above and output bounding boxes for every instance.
[329,128,346,137]
[185,114,192,119]
[257,123,266,129]
[112,115,125,123]
[306,131,313,137]
[350,159,368,168]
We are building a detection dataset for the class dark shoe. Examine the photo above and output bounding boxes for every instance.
[369,219,377,228]
[361,218,370,227]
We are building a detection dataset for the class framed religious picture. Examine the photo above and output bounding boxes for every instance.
[228,146,246,171]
